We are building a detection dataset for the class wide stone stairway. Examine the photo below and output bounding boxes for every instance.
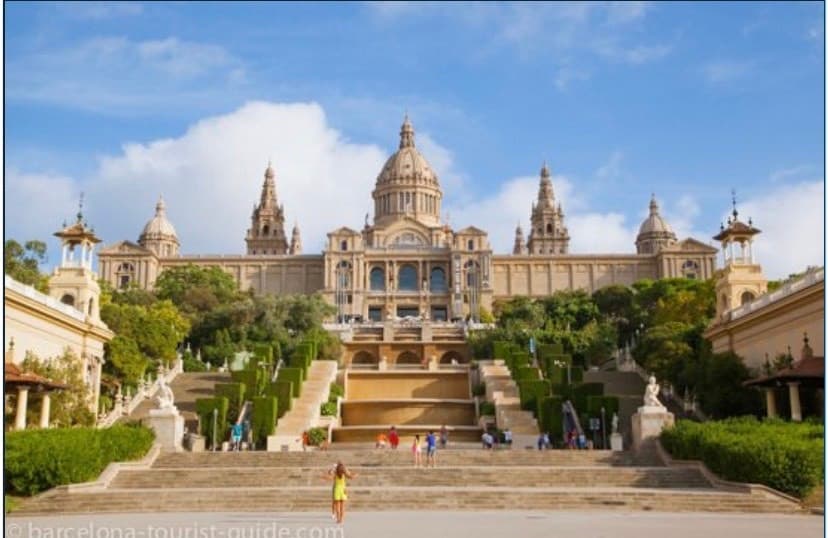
[15,449,801,515]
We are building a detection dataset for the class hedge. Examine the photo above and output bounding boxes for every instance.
[573,383,604,413]
[215,382,246,423]
[231,369,266,399]
[518,379,551,412]
[251,396,278,448]
[195,397,229,448]
[251,343,274,364]
[586,395,619,418]
[538,343,564,358]
[536,396,564,438]
[277,368,304,398]
[660,417,824,498]
[320,401,337,416]
[515,366,541,382]
[267,381,293,419]
[493,341,512,361]
[5,424,154,496]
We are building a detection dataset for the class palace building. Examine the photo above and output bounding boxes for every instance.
[98,116,717,321]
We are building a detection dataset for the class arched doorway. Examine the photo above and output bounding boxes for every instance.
[351,350,378,367]
[396,350,421,366]
[439,351,467,365]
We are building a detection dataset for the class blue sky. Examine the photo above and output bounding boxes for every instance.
[4,2,825,279]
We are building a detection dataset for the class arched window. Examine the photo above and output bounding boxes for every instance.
[370,267,386,291]
[682,260,700,280]
[740,291,755,305]
[467,239,474,251]
[398,265,417,291]
[430,267,447,292]
[340,240,348,251]
[336,261,352,288]
[61,294,75,307]
[262,224,270,236]
[546,223,553,233]
[88,298,94,316]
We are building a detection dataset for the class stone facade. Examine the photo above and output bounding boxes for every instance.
[98,116,718,320]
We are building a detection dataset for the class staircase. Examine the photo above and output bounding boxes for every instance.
[14,449,802,515]
[122,372,231,433]
[479,360,539,441]
[268,360,338,450]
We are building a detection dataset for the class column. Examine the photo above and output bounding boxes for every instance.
[14,386,29,430]
[39,393,51,428]
[764,388,777,419]
[788,382,802,422]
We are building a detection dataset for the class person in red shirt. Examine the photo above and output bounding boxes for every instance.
[388,426,400,449]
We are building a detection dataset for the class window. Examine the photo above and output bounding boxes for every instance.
[370,267,386,291]
[546,223,553,233]
[368,307,382,322]
[430,267,447,292]
[740,291,755,305]
[340,240,348,251]
[262,225,270,236]
[398,265,418,291]
[119,275,131,289]
[397,306,419,318]
[681,260,700,280]
[467,239,474,251]
[61,294,75,307]
[431,306,448,322]
[336,261,352,288]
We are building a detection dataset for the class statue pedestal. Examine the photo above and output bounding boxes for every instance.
[428,358,439,371]
[610,432,624,451]
[145,407,184,452]
[631,406,674,452]
[378,358,388,371]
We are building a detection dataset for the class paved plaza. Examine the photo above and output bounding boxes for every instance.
[7,511,823,538]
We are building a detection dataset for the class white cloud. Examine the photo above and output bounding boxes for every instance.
[606,1,650,25]
[702,60,754,85]
[736,181,824,279]
[7,36,246,114]
[57,2,143,20]
[596,151,624,181]
[770,165,813,183]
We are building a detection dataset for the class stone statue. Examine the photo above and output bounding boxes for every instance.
[611,412,619,434]
[643,375,664,408]
[155,378,175,410]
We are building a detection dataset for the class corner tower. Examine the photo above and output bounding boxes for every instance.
[371,115,443,228]
[246,162,289,255]
[712,194,767,322]
[527,163,569,254]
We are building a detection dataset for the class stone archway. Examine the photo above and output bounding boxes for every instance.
[352,350,378,366]
[439,351,467,364]
[396,350,421,366]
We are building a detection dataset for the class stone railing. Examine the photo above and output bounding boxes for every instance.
[4,275,86,322]
[97,357,184,428]
[727,267,824,321]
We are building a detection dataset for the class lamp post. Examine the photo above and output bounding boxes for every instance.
[600,406,607,450]
[212,408,218,452]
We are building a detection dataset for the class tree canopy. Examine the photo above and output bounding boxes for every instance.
[5,239,49,292]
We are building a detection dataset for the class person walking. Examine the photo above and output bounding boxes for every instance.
[412,434,423,467]
[323,462,357,524]
[439,424,449,449]
[425,430,438,468]
[230,422,243,451]
[388,426,400,449]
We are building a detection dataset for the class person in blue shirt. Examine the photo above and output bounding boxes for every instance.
[231,422,243,451]
[425,430,437,468]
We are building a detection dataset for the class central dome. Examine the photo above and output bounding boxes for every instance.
[371,116,444,228]
[141,197,178,239]
[375,116,440,187]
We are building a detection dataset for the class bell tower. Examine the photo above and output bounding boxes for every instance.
[245,161,289,255]
[712,192,767,321]
[49,196,103,321]
[527,162,570,254]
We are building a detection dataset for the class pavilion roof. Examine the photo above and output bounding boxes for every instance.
[4,363,68,391]
[743,356,824,388]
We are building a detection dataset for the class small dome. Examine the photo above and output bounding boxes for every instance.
[375,116,440,187]
[141,197,178,239]
[638,195,674,236]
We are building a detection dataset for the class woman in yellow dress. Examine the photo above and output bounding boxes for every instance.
[324,462,357,523]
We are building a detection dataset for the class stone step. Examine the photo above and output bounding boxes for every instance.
[109,466,713,489]
[152,449,654,468]
[15,487,800,515]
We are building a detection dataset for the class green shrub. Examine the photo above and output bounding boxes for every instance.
[518,379,551,412]
[586,395,619,418]
[538,343,564,359]
[215,382,246,423]
[493,341,511,360]
[511,352,532,369]
[570,366,584,384]
[195,397,229,448]
[573,383,604,413]
[661,417,824,498]
[307,427,327,446]
[251,343,273,364]
[537,396,563,437]
[320,401,338,416]
[277,368,303,398]
[267,381,293,419]
[329,382,345,400]
[479,401,496,416]
[230,369,265,398]
[5,424,154,496]
[251,396,278,448]
[290,342,313,374]
[472,382,486,397]
[183,352,207,372]
[515,366,541,381]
